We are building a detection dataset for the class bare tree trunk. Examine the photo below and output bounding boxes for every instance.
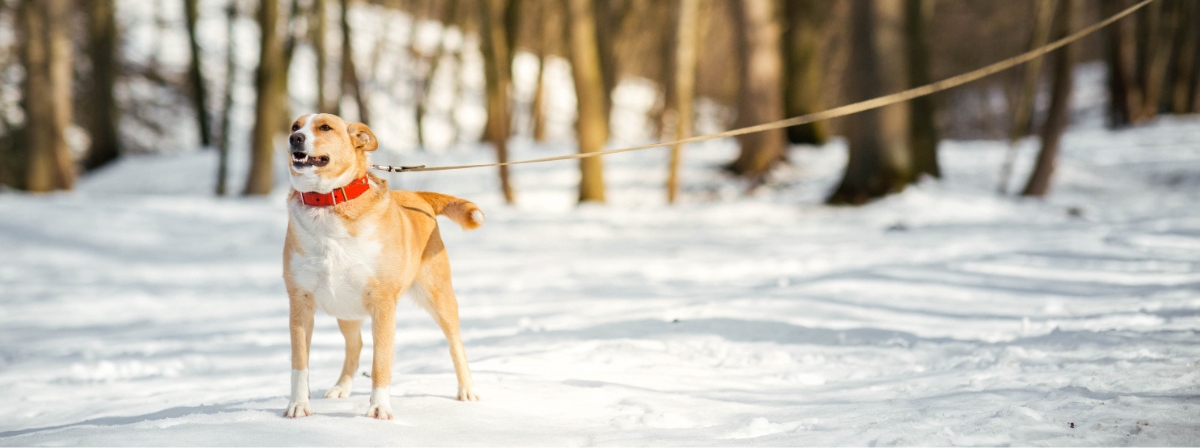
[593,0,616,119]
[782,0,828,146]
[217,0,238,196]
[727,0,785,182]
[826,0,910,205]
[1140,0,1177,119]
[244,0,284,195]
[82,0,120,171]
[566,0,607,203]
[1105,0,1144,126]
[667,0,700,204]
[18,0,75,192]
[339,0,370,124]
[905,0,938,180]
[415,0,458,149]
[1169,0,1197,114]
[1022,0,1082,198]
[531,53,549,142]
[185,0,213,148]
[478,0,516,204]
[998,0,1055,194]
[313,0,334,113]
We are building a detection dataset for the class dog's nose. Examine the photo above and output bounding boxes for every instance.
[289,132,306,148]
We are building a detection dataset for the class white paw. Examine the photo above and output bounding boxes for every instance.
[366,403,394,420]
[324,384,351,399]
[457,386,481,402]
[367,387,393,420]
[285,400,313,418]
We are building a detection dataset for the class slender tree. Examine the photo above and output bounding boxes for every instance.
[478,0,516,204]
[18,0,75,192]
[185,0,213,148]
[565,0,607,203]
[727,0,785,182]
[1169,0,1197,114]
[905,0,939,180]
[667,0,700,204]
[415,0,459,148]
[998,0,1055,194]
[781,0,828,146]
[313,0,334,113]
[339,0,370,124]
[244,0,284,195]
[82,0,120,171]
[1022,0,1082,197]
[1104,0,1143,126]
[217,0,238,196]
[826,0,910,205]
[1140,0,1177,119]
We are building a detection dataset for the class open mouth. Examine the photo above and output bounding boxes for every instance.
[292,152,330,168]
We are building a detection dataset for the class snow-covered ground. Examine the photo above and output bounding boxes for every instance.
[2,115,1200,446]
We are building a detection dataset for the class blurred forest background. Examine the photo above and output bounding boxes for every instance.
[0,0,1197,204]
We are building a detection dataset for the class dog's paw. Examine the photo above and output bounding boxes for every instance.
[365,403,394,420]
[457,386,480,402]
[284,400,313,418]
[324,384,351,399]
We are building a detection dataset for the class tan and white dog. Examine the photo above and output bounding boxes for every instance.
[281,113,482,420]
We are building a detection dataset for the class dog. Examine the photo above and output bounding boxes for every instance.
[281,113,482,420]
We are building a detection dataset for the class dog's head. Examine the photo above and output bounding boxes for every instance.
[287,113,377,193]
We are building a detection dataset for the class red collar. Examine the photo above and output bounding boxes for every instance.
[297,175,371,207]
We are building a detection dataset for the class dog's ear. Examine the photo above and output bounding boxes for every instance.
[347,122,378,152]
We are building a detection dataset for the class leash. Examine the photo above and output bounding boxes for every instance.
[373,0,1156,174]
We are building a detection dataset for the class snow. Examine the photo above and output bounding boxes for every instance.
[2,112,1200,445]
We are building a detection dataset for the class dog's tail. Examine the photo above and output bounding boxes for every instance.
[415,192,484,230]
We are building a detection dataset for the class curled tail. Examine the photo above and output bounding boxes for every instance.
[415,192,484,230]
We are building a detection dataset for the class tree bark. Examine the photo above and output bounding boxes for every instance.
[1022,0,1082,198]
[338,0,370,124]
[1169,0,1197,114]
[565,0,607,203]
[478,0,516,204]
[1140,0,1176,119]
[593,0,616,119]
[1105,0,1144,126]
[313,0,334,113]
[184,0,213,148]
[905,0,938,180]
[217,0,238,196]
[826,0,910,205]
[727,0,785,182]
[244,0,284,195]
[18,0,75,192]
[781,0,828,146]
[667,0,700,204]
[998,0,1055,194]
[82,0,120,172]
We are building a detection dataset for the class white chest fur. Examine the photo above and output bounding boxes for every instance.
[287,204,381,319]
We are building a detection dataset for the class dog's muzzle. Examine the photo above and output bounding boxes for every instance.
[292,152,330,168]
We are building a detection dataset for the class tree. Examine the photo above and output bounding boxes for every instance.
[998,0,1055,194]
[217,0,238,196]
[1169,0,1197,114]
[1022,0,1083,197]
[82,0,120,172]
[905,0,939,179]
[781,0,829,146]
[312,0,334,114]
[565,0,607,203]
[1104,0,1143,126]
[478,0,516,204]
[184,0,213,149]
[17,0,75,192]
[727,0,785,182]
[1139,0,1176,119]
[244,0,285,195]
[827,0,910,205]
[338,0,369,124]
[666,0,700,204]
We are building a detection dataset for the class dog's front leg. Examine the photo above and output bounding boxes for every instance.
[285,292,316,418]
[366,299,396,420]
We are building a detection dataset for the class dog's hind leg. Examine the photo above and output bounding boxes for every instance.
[324,319,363,398]
[414,235,480,402]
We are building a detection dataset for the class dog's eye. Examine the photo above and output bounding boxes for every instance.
[319,124,332,131]
[291,124,300,131]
